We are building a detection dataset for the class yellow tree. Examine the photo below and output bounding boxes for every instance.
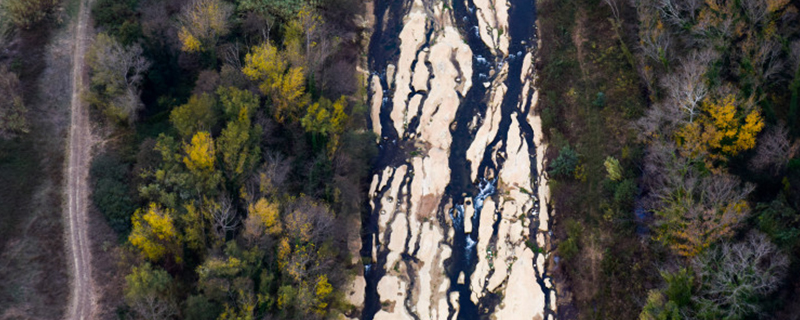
[301,96,349,154]
[243,198,282,244]
[313,275,332,314]
[676,94,764,164]
[178,0,233,52]
[129,203,182,262]
[242,43,307,122]
[183,131,221,191]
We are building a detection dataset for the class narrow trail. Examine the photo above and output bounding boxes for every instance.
[65,0,95,317]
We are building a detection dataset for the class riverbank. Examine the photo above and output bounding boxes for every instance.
[535,0,658,318]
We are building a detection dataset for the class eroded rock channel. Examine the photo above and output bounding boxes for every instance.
[350,0,555,318]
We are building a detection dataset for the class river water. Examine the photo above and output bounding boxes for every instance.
[356,0,555,319]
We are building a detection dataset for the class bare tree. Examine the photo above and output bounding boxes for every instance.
[86,33,151,123]
[751,124,799,175]
[661,49,715,123]
[285,197,334,244]
[693,232,789,319]
[212,195,239,241]
[604,0,621,21]
[643,142,755,257]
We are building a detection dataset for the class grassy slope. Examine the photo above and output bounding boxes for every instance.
[537,0,659,318]
[0,0,78,317]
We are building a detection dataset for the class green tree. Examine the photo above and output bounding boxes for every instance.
[549,145,579,178]
[170,93,218,138]
[124,263,179,320]
[640,291,681,320]
[216,87,261,183]
[0,0,59,29]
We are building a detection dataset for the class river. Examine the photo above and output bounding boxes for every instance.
[349,0,556,318]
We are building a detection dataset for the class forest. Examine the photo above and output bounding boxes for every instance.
[538,0,800,319]
[3,0,372,318]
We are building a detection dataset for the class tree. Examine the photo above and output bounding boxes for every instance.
[236,0,305,21]
[0,65,28,139]
[0,0,59,29]
[196,255,245,301]
[182,202,211,251]
[675,94,764,163]
[211,195,239,242]
[604,156,623,181]
[85,33,150,124]
[243,197,282,244]
[693,232,789,319]
[301,96,349,154]
[170,93,218,138]
[750,124,798,175]
[183,131,222,192]
[177,0,233,52]
[242,42,306,122]
[639,291,681,320]
[129,203,182,262]
[645,144,754,257]
[124,263,179,320]
[216,87,262,183]
[549,145,579,178]
[660,50,715,123]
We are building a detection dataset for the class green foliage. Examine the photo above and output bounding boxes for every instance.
[662,268,693,307]
[92,0,141,44]
[169,93,218,139]
[613,178,637,210]
[604,156,622,181]
[640,291,681,320]
[0,0,59,29]
[693,233,789,320]
[236,0,306,20]
[85,33,150,124]
[183,295,221,320]
[557,219,582,260]
[216,87,262,183]
[124,263,178,319]
[592,92,606,107]
[549,145,579,178]
[90,151,136,234]
[756,195,800,250]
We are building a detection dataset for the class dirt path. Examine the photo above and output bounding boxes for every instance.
[65,0,95,317]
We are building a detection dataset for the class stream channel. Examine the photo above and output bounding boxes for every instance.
[356,0,556,318]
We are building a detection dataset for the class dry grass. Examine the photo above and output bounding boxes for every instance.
[0,2,76,319]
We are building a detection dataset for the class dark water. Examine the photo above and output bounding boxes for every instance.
[361,0,553,319]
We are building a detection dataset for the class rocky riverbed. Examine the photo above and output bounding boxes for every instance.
[349,0,555,318]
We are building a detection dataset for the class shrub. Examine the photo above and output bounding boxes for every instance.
[91,151,136,234]
[92,0,141,44]
[549,145,579,178]
[558,219,583,260]
[0,0,59,29]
